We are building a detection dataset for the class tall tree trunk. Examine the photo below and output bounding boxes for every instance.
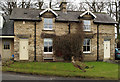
[118,0,120,35]
[22,0,25,8]
[38,0,43,9]
[49,0,52,8]
[115,1,119,36]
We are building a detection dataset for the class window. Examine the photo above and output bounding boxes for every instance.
[44,18,53,30]
[4,42,10,49]
[83,20,91,31]
[44,38,53,54]
[83,39,91,53]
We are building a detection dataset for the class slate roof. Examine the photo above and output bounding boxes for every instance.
[0,16,14,36]
[10,8,117,24]
[10,8,42,21]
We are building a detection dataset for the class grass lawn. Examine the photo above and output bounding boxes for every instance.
[2,62,118,80]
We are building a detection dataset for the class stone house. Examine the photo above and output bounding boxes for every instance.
[0,2,117,61]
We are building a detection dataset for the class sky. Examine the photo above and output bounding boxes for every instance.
[4,0,118,3]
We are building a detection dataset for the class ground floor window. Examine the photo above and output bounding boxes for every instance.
[44,38,53,54]
[83,38,91,53]
[4,42,10,49]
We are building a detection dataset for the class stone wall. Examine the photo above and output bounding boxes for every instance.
[98,24,115,60]
[14,21,35,61]
[83,24,115,61]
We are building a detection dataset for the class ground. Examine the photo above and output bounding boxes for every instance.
[2,61,119,80]
[2,72,90,80]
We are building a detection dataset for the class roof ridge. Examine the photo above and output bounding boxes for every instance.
[13,8,107,14]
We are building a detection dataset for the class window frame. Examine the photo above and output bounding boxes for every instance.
[43,18,53,30]
[83,20,91,31]
[83,38,91,53]
[44,38,53,54]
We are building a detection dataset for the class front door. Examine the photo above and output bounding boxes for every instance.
[104,40,110,59]
[19,39,28,60]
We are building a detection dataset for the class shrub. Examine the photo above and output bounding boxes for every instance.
[53,23,84,61]
[118,34,120,40]
[117,34,120,48]
[2,58,14,66]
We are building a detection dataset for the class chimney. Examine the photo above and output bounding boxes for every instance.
[60,0,67,13]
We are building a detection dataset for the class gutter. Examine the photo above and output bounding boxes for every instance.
[34,22,36,61]
[93,21,118,25]
[0,36,14,38]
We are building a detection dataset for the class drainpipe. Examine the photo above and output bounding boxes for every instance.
[34,21,36,61]
[97,24,99,61]
[68,22,71,34]
[118,0,120,34]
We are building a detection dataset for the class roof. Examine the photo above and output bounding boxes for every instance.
[93,13,117,24]
[0,16,14,36]
[40,8,58,17]
[10,8,117,24]
[10,8,42,21]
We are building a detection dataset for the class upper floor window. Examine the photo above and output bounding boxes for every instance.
[83,20,91,31]
[44,18,53,30]
[83,38,91,53]
[44,38,53,54]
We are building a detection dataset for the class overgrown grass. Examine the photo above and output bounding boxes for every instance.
[2,62,119,80]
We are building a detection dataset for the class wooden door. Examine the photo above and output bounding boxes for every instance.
[19,39,28,60]
[104,40,110,59]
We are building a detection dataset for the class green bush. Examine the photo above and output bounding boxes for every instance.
[118,34,120,40]
[53,23,84,61]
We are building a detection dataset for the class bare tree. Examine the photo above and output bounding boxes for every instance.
[0,0,45,15]
[0,0,17,15]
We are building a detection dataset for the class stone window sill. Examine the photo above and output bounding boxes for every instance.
[44,52,53,54]
[83,52,91,54]
[42,29,55,32]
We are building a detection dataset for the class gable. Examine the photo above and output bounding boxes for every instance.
[81,14,94,20]
[41,12,56,18]
[80,11,96,18]
[40,8,58,17]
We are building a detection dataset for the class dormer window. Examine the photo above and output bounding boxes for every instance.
[44,18,53,30]
[83,20,91,31]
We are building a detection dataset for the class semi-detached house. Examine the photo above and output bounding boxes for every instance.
[0,1,117,61]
